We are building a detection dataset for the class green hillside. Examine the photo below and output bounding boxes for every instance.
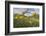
[13,13,39,28]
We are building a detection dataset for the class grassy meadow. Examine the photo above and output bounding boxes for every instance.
[13,13,39,28]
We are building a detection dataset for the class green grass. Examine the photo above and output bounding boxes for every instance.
[13,14,39,28]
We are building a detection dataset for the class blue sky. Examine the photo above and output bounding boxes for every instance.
[13,8,39,15]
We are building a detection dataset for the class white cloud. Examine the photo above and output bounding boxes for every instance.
[13,8,39,15]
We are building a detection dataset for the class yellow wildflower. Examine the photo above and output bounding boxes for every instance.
[15,16,18,19]
[19,16,23,19]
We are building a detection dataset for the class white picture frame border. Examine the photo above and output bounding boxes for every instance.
[10,4,43,32]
